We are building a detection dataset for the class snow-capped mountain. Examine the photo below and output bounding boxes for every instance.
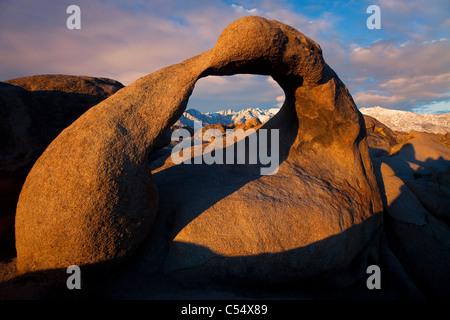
[175,107,280,127]
[360,106,450,134]
[175,106,449,135]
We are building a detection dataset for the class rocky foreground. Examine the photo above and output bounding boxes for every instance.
[0,16,449,300]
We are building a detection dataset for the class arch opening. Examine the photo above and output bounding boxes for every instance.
[187,74,285,115]
[154,74,290,176]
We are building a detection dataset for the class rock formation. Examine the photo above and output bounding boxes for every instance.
[364,114,402,156]
[372,131,450,298]
[0,76,123,245]
[244,117,262,129]
[15,16,383,288]
[5,75,124,141]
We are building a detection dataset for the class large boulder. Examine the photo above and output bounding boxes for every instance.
[0,76,123,245]
[5,75,124,141]
[15,16,382,288]
[244,117,262,129]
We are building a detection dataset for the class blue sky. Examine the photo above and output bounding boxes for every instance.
[0,0,449,113]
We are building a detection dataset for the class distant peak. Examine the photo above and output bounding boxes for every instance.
[176,107,280,127]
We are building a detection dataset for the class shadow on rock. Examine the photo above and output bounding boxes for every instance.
[371,132,450,299]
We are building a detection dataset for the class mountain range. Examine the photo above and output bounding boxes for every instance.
[359,107,450,134]
[175,107,280,127]
[176,106,450,134]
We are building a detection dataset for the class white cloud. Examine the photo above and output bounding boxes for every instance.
[276,95,285,108]
[231,4,263,16]
[379,73,450,94]
[354,91,406,107]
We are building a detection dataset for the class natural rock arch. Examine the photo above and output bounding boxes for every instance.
[15,16,383,278]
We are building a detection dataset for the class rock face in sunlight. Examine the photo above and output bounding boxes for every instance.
[244,116,262,129]
[14,16,382,287]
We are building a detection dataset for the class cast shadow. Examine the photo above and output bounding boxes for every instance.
[370,143,450,299]
[30,90,113,141]
[95,213,394,300]
[124,119,392,299]
[141,115,295,268]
